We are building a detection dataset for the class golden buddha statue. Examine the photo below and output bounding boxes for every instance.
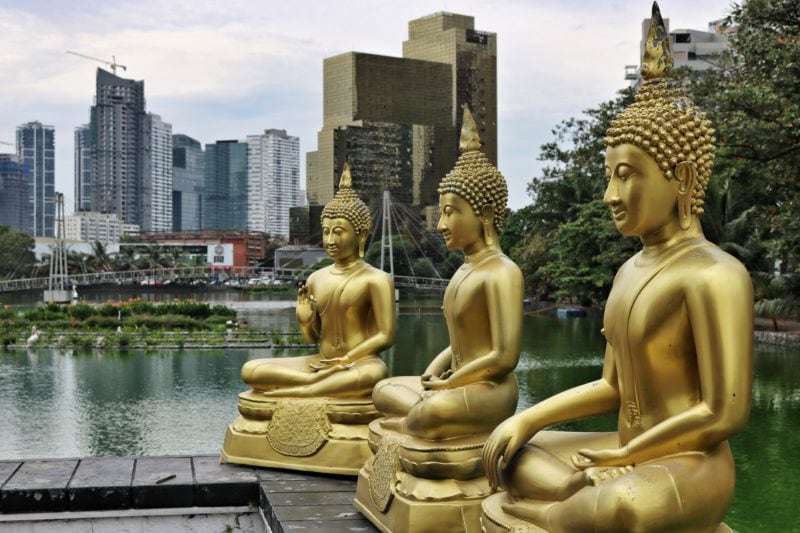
[481,4,753,532]
[221,164,397,474]
[354,108,524,532]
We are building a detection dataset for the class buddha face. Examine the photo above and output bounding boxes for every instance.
[437,193,484,254]
[604,144,679,238]
[322,217,360,263]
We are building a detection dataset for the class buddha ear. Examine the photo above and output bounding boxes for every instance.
[358,229,368,258]
[674,161,697,231]
[480,205,496,246]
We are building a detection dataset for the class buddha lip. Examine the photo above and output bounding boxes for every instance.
[612,210,626,220]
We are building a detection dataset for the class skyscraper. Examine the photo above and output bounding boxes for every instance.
[89,68,145,226]
[74,124,92,212]
[247,129,300,238]
[16,121,55,237]
[140,113,173,232]
[172,134,205,231]
[0,154,30,233]
[202,140,248,230]
[306,12,496,210]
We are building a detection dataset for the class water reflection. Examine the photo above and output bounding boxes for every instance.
[0,314,797,531]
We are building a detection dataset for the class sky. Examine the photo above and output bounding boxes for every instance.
[0,0,736,212]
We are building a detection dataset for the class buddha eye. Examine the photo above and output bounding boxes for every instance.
[616,164,637,182]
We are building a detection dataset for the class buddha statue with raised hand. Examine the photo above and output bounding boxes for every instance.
[221,164,396,474]
[354,107,524,532]
[481,4,753,532]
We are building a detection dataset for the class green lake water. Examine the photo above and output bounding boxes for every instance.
[0,302,797,531]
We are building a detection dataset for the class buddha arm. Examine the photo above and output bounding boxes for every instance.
[423,346,453,378]
[435,266,524,389]
[484,346,619,488]
[342,274,396,362]
[519,344,620,433]
[297,277,321,343]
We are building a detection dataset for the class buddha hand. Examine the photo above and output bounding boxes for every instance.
[483,414,534,491]
[309,355,353,371]
[296,284,317,324]
[572,445,630,469]
[421,369,453,391]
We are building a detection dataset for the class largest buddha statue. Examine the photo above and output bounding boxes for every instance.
[480,4,753,532]
[221,164,396,474]
[354,108,524,533]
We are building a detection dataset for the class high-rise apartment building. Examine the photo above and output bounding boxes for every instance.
[74,124,92,212]
[16,121,55,237]
[247,129,300,238]
[172,134,205,232]
[306,12,496,209]
[89,68,146,226]
[141,113,173,232]
[0,154,30,233]
[65,211,139,243]
[202,140,248,230]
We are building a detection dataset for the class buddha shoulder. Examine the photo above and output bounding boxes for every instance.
[680,243,751,292]
[362,264,394,287]
[478,252,524,283]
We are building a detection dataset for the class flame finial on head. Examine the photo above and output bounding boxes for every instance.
[459,107,481,153]
[641,2,673,80]
[339,161,353,189]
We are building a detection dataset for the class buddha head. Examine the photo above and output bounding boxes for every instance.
[604,2,715,235]
[321,162,372,261]
[437,107,508,252]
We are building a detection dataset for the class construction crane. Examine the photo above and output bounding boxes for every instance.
[67,50,127,75]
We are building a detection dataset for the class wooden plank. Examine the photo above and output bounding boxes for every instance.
[269,490,357,506]
[274,503,362,521]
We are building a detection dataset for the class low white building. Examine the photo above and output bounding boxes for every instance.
[65,212,140,244]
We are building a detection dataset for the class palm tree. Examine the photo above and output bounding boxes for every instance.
[114,246,137,271]
[89,241,113,272]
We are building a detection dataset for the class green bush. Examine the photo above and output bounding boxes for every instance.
[25,303,66,322]
[129,313,203,330]
[68,303,95,320]
[85,315,118,328]
[116,333,131,347]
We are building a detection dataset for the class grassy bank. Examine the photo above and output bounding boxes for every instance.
[0,299,313,349]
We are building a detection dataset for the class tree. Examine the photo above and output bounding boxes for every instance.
[0,225,35,280]
[502,89,638,302]
[89,241,113,271]
[536,200,637,305]
[689,0,800,317]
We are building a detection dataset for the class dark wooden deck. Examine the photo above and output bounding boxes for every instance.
[0,455,377,531]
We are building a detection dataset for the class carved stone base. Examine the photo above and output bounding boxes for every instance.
[353,421,492,532]
[220,391,381,475]
[480,492,733,533]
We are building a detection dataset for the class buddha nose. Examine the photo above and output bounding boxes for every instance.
[603,180,619,206]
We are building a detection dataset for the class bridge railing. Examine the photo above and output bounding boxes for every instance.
[0,266,449,293]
